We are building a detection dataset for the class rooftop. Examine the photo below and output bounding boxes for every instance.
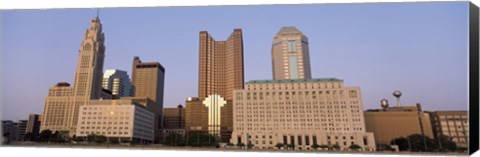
[246,78,343,84]
[276,26,303,35]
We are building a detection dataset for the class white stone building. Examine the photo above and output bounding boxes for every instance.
[76,102,155,143]
[230,78,376,151]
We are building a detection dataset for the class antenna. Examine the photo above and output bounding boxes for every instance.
[97,9,100,18]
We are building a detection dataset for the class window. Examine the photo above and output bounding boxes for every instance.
[298,136,302,145]
[287,41,296,52]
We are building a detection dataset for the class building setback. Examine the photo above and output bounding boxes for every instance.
[230,79,375,150]
[40,16,106,136]
[363,104,434,145]
[186,29,244,142]
[429,111,469,148]
[102,69,134,97]
[271,26,312,80]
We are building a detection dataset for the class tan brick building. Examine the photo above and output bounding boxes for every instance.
[230,79,376,150]
[364,105,434,145]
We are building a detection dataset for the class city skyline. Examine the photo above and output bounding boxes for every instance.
[1,2,469,120]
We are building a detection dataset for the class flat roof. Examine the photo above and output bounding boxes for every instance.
[246,78,343,84]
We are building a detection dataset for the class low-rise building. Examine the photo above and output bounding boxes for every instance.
[429,111,468,148]
[230,78,376,150]
[364,104,434,145]
[75,101,155,143]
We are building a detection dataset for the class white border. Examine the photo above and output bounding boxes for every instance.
[0,0,479,157]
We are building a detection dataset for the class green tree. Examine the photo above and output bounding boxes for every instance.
[348,144,362,151]
[247,143,255,149]
[39,130,52,142]
[319,144,329,150]
[332,144,341,150]
[288,143,295,150]
[391,134,438,152]
[436,135,458,152]
[236,142,245,149]
[275,143,284,149]
[311,144,320,150]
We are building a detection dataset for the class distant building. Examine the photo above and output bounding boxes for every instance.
[364,104,434,145]
[76,100,155,143]
[26,114,41,136]
[132,57,165,106]
[162,105,186,138]
[185,97,208,132]
[429,111,468,148]
[271,26,312,80]
[230,79,376,150]
[17,120,28,141]
[102,69,134,97]
[2,120,20,144]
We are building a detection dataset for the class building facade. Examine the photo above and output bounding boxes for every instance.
[429,111,469,148]
[131,56,165,106]
[41,16,106,136]
[364,105,434,145]
[2,120,20,144]
[102,69,134,97]
[185,29,244,142]
[76,101,155,143]
[26,114,41,136]
[230,79,375,150]
[271,26,312,80]
[17,120,28,141]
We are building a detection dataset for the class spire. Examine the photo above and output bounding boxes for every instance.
[96,9,100,19]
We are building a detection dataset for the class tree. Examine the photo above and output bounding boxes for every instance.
[436,135,457,152]
[287,143,295,150]
[311,144,320,150]
[275,143,284,149]
[39,130,52,142]
[319,145,329,150]
[236,142,245,149]
[247,143,255,149]
[332,144,341,150]
[348,144,362,151]
[95,135,107,144]
[391,134,440,152]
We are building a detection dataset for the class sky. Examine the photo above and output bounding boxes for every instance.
[1,2,469,120]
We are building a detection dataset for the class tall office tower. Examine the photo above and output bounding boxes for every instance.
[102,69,134,97]
[230,78,376,150]
[132,56,165,106]
[26,114,41,136]
[186,29,244,142]
[271,26,312,80]
[41,16,106,136]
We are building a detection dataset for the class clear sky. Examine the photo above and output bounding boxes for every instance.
[1,2,469,120]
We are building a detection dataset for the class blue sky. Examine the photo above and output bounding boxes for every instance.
[1,2,469,120]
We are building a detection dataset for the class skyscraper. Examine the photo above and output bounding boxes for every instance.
[132,56,165,106]
[271,26,312,80]
[40,16,106,135]
[186,29,244,142]
[102,69,134,97]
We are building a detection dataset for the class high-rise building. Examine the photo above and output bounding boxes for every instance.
[17,120,28,141]
[429,111,469,148]
[271,26,312,80]
[230,79,376,150]
[162,104,186,137]
[132,57,165,107]
[185,29,244,142]
[363,104,434,145]
[26,114,41,136]
[102,69,134,97]
[40,16,106,136]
